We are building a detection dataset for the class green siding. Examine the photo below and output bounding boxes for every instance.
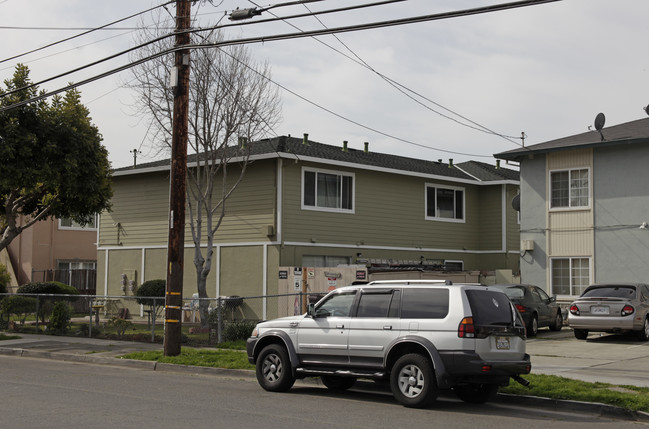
[282,161,486,250]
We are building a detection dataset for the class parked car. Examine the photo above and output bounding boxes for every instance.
[568,283,649,341]
[489,284,563,336]
[246,280,531,408]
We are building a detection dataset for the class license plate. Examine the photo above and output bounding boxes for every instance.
[591,306,609,315]
[496,336,510,350]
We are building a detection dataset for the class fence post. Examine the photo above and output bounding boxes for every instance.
[88,298,93,338]
[35,296,40,331]
[151,299,156,342]
[217,296,222,343]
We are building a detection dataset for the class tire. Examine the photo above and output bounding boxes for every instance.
[635,317,649,342]
[527,314,538,337]
[574,329,588,340]
[390,353,437,408]
[256,344,295,392]
[549,311,563,332]
[453,383,499,404]
[321,376,356,391]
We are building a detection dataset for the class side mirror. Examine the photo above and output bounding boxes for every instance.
[549,296,557,303]
[307,303,315,317]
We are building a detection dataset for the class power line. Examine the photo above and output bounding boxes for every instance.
[0,1,175,64]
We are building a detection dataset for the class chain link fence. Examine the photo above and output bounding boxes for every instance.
[0,291,328,345]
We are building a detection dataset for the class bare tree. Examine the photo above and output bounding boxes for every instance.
[128,12,281,327]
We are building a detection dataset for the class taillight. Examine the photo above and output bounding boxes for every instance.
[515,304,526,313]
[569,305,580,316]
[458,317,475,338]
[621,305,634,316]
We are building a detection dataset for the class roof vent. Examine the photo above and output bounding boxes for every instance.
[342,140,348,152]
[364,142,369,153]
[448,158,454,168]
[302,133,309,145]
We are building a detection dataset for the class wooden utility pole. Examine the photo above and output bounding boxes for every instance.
[164,0,191,356]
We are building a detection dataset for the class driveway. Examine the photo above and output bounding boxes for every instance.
[528,329,649,387]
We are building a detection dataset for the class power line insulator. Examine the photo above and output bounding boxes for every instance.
[229,8,262,21]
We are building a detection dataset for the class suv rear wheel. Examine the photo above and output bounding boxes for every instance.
[390,353,437,408]
[321,376,356,391]
[256,344,295,392]
[453,383,499,404]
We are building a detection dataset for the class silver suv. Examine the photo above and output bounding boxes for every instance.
[246,280,531,408]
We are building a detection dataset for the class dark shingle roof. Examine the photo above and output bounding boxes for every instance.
[495,117,649,160]
[115,136,518,183]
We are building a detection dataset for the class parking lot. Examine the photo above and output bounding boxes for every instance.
[528,328,649,387]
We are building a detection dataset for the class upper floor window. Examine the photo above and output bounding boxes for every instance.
[550,168,589,209]
[425,184,464,222]
[59,215,98,230]
[302,168,354,213]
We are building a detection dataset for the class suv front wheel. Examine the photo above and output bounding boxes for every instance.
[390,354,437,408]
[256,344,295,392]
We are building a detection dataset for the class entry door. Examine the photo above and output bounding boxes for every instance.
[296,291,357,366]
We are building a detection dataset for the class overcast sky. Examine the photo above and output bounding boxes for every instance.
[2,0,648,169]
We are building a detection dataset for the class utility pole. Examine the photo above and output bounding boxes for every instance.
[164,0,191,356]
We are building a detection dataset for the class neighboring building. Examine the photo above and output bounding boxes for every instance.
[7,215,98,292]
[98,136,520,319]
[495,117,649,299]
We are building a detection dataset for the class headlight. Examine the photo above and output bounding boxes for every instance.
[251,326,259,337]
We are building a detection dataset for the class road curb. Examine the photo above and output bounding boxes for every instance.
[497,393,649,422]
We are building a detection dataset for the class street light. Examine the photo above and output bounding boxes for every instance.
[229,7,263,21]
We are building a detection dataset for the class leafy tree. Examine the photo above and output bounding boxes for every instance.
[0,263,9,295]
[0,295,36,328]
[135,279,166,319]
[129,14,281,328]
[0,64,113,252]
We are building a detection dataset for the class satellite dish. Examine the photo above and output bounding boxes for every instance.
[644,105,649,116]
[594,113,606,141]
[511,194,520,212]
[594,113,605,131]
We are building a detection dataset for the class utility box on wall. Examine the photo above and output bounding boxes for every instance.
[521,240,534,252]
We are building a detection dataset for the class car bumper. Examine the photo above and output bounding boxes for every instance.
[440,351,531,385]
[246,337,258,364]
[568,315,636,331]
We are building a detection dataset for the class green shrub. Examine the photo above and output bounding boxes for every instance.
[0,263,10,295]
[0,295,37,328]
[222,320,257,342]
[48,301,72,334]
[135,280,165,318]
[108,317,133,338]
[16,281,80,322]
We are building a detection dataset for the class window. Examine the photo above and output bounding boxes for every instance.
[550,168,589,209]
[302,168,354,213]
[401,288,449,319]
[425,184,464,222]
[356,290,397,318]
[551,257,590,296]
[59,215,98,230]
[315,291,357,317]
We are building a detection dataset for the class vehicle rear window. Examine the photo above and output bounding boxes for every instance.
[465,290,512,325]
[492,285,524,299]
[401,288,449,319]
[582,286,636,299]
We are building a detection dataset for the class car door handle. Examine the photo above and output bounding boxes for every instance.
[336,324,345,329]
[383,326,393,330]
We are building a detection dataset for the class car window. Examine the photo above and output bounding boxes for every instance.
[535,287,551,302]
[401,288,449,319]
[315,291,357,317]
[492,285,524,299]
[466,290,513,326]
[356,290,396,318]
[582,286,636,299]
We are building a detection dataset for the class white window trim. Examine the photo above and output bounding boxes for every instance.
[58,214,98,231]
[550,256,592,297]
[424,183,466,223]
[301,167,355,214]
[548,167,591,212]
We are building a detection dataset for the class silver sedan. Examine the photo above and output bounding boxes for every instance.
[568,283,649,341]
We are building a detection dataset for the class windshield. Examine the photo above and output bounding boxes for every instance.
[490,285,525,299]
[582,286,636,299]
[466,290,513,325]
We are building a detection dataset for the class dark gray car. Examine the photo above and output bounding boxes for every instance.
[490,284,562,336]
